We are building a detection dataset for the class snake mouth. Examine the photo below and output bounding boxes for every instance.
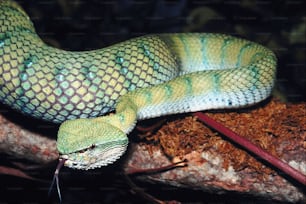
[60,141,128,170]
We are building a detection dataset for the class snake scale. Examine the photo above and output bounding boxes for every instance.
[0,0,276,170]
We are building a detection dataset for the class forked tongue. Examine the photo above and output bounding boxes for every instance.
[48,158,66,202]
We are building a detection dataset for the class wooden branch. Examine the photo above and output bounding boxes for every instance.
[0,99,305,202]
[0,112,58,163]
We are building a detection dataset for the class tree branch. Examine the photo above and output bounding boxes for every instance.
[0,98,305,202]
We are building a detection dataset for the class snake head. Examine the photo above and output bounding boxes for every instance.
[57,118,128,170]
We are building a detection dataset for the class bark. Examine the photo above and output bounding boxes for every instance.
[0,99,305,202]
[0,112,58,163]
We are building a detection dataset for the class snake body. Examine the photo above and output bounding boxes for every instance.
[0,0,276,169]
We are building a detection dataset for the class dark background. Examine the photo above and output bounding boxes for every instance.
[1,0,305,203]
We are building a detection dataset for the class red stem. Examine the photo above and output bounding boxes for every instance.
[193,112,306,186]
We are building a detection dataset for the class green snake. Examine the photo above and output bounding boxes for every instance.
[0,0,276,170]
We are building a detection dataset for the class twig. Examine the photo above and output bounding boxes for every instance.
[193,112,306,185]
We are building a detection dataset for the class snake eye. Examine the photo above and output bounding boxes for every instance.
[78,144,96,153]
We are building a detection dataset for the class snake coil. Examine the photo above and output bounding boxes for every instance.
[0,0,276,169]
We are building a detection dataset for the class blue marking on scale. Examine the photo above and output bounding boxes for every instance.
[236,43,252,67]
